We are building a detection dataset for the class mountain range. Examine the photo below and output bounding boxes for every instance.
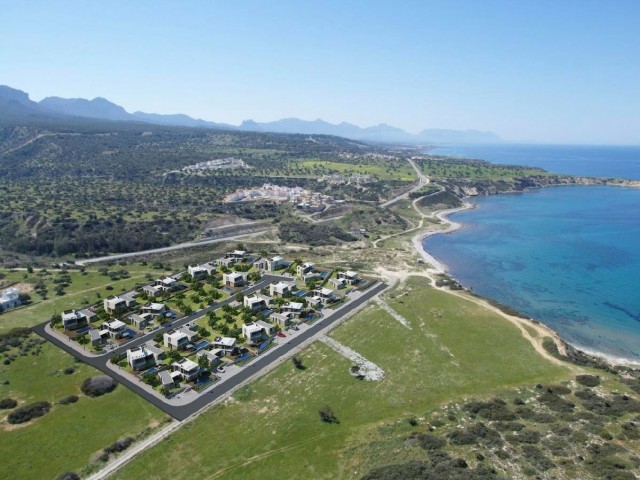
[0,85,502,144]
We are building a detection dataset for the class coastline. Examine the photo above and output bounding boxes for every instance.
[415,201,640,369]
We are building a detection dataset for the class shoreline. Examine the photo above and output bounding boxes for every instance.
[415,201,640,369]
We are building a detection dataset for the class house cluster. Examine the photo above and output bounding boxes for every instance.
[0,288,21,313]
[181,157,248,172]
[223,183,333,209]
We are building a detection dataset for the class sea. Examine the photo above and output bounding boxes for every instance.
[424,144,640,362]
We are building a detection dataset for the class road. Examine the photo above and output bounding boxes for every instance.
[77,227,272,265]
[33,277,386,421]
[379,158,428,208]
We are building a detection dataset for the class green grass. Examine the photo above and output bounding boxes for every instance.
[115,276,569,480]
[299,160,417,181]
[0,268,155,332]
[419,158,548,180]
[0,340,166,480]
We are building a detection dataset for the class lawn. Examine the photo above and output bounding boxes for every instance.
[0,339,167,480]
[115,276,569,480]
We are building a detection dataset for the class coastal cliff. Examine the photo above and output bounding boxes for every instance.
[439,175,640,198]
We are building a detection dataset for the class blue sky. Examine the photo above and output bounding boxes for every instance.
[1,1,639,144]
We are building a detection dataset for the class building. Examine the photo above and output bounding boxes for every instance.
[196,349,223,369]
[223,271,247,288]
[172,358,200,382]
[227,250,247,260]
[281,302,304,318]
[141,302,166,317]
[329,278,346,289]
[337,270,359,285]
[255,320,277,336]
[188,264,208,279]
[177,325,199,343]
[214,256,236,268]
[88,328,106,347]
[157,277,178,291]
[244,295,268,312]
[142,284,162,297]
[143,342,166,362]
[270,312,291,327]
[0,288,21,312]
[296,262,315,277]
[269,281,292,297]
[163,329,189,350]
[103,296,126,314]
[102,319,127,339]
[128,313,153,330]
[61,309,94,330]
[158,370,176,389]
[126,346,156,371]
[254,256,287,272]
[313,287,335,300]
[242,322,264,345]
[213,336,237,354]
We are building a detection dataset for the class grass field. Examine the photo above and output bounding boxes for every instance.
[115,276,569,480]
[0,340,166,480]
[299,160,417,181]
[0,265,161,332]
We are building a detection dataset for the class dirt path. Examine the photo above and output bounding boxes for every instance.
[319,336,385,381]
[374,298,412,329]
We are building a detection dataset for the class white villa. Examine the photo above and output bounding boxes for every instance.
[223,271,247,288]
[61,308,95,330]
[0,288,21,312]
[254,256,287,272]
[337,270,359,285]
[126,346,156,371]
[296,262,315,277]
[172,358,200,382]
[244,294,268,312]
[213,336,237,354]
[281,302,303,318]
[141,302,166,317]
[269,281,292,297]
[102,319,127,339]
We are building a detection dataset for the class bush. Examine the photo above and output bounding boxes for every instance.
[56,472,80,480]
[81,375,117,397]
[7,401,51,424]
[63,367,75,375]
[447,422,502,447]
[319,405,338,423]
[104,437,134,455]
[58,395,79,405]
[410,433,446,451]
[0,397,18,409]
[576,375,600,387]
[464,398,517,421]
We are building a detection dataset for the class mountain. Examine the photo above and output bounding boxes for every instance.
[0,85,502,144]
[238,118,501,144]
[39,96,132,121]
[132,111,234,130]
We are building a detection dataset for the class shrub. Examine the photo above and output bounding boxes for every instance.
[319,405,338,423]
[576,375,600,387]
[104,437,134,455]
[81,375,117,397]
[63,367,75,375]
[0,398,18,409]
[465,398,517,421]
[58,395,79,405]
[56,472,80,480]
[447,422,502,447]
[7,401,51,424]
[410,433,446,451]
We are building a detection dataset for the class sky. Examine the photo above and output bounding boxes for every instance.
[1,0,639,144]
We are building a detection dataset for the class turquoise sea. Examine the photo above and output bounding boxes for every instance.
[424,144,640,361]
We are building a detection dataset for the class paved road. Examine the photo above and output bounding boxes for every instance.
[33,278,386,420]
[379,158,428,208]
[77,226,271,265]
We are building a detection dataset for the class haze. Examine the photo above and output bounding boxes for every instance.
[2,0,639,145]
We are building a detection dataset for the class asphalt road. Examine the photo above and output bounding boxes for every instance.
[33,278,386,421]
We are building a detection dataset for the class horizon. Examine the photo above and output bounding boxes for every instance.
[2,1,640,144]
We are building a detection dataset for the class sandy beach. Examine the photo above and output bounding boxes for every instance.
[412,202,474,273]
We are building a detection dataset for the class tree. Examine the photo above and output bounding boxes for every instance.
[197,354,210,371]
[50,313,62,327]
[292,356,305,370]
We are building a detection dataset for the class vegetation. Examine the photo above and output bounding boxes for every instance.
[115,277,570,480]
[7,401,51,424]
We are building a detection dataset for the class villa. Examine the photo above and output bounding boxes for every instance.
[164,329,189,350]
[254,256,287,272]
[61,308,95,330]
[102,319,127,339]
[242,322,264,345]
[223,271,247,288]
[141,302,166,317]
[126,346,156,371]
[172,358,200,382]
[313,287,335,300]
[214,256,236,268]
[337,270,359,285]
[296,262,315,277]
[129,313,154,330]
[158,370,176,389]
[269,281,292,297]
[329,278,346,289]
[188,264,208,279]
[270,312,291,327]
[196,349,222,368]
[103,293,137,314]
[281,302,304,318]
[0,288,21,312]
[213,336,237,354]
[244,294,268,312]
